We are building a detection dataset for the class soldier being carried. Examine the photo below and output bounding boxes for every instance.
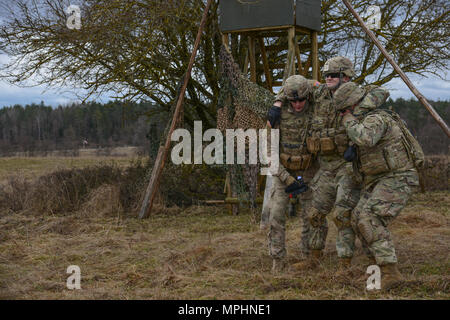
[335,81,424,291]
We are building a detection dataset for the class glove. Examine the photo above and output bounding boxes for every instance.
[285,181,301,194]
[285,178,309,195]
[267,106,281,128]
[344,145,357,162]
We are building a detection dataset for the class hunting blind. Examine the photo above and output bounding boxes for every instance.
[219,0,321,88]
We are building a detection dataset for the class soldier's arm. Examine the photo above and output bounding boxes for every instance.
[342,113,387,147]
[267,89,284,127]
[271,162,296,185]
[358,86,390,111]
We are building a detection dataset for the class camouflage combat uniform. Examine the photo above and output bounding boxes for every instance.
[342,108,420,266]
[268,76,319,262]
[306,83,361,259]
[334,81,424,290]
[304,82,390,261]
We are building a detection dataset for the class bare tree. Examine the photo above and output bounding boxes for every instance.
[0,0,448,128]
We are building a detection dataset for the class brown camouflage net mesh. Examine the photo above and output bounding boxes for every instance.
[217,46,274,208]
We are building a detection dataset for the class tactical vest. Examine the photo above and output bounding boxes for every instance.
[307,84,349,157]
[356,110,418,177]
[279,104,313,171]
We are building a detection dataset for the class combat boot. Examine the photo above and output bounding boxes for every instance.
[271,258,287,274]
[358,256,378,281]
[259,221,269,231]
[291,249,323,270]
[367,256,377,267]
[381,263,403,291]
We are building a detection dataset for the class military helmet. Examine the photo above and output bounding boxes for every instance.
[322,56,356,78]
[334,82,365,111]
[283,75,313,101]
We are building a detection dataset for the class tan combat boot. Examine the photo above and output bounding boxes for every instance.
[381,263,403,291]
[367,256,377,267]
[272,258,287,274]
[357,256,378,282]
[291,249,323,271]
[259,221,269,231]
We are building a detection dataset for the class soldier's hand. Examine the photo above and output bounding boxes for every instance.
[285,179,308,195]
[343,145,357,162]
[285,181,301,194]
[267,105,281,128]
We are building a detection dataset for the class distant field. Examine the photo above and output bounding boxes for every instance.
[0,147,140,180]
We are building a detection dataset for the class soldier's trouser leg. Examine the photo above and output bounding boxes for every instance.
[260,175,273,229]
[297,190,313,255]
[352,174,417,266]
[332,167,361,258]
[309,170,334,250]
[268,176,289,259]
[331,207,355,259]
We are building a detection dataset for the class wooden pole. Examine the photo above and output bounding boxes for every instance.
[138,0,213,219]
[311,31,319,80]
[284,27,296,81]
[258,37,273,91]
[222,33,230,51]
[295,36,304,76]
[341,0,450,138]
[248,36,257,83]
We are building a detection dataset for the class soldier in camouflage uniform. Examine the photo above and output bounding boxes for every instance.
[335,82,422,290]
[266,75,320,273]
[295,57,390,271]
[292,57,360,270]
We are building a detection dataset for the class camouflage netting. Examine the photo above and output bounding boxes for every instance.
[217,46,274,131]
[217,46,275,209]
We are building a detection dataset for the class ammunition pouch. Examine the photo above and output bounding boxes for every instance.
[320,137,336,155]
[334,134,349,154]
[306,136,320,154]
[359,140,411,176]
[280,153,312,171]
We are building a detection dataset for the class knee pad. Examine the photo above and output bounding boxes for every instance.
[357,217,375,245]
[309,207,326,228]
[331,209,351,230]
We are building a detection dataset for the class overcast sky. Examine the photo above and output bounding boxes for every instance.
[0,53,448,108]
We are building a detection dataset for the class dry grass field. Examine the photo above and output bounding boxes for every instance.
[0,146,139,180]
[0,153,448,300]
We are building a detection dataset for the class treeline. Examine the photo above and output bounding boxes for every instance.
[385,98,449,155]
[0,98,448,156]
[0,101,169,156]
